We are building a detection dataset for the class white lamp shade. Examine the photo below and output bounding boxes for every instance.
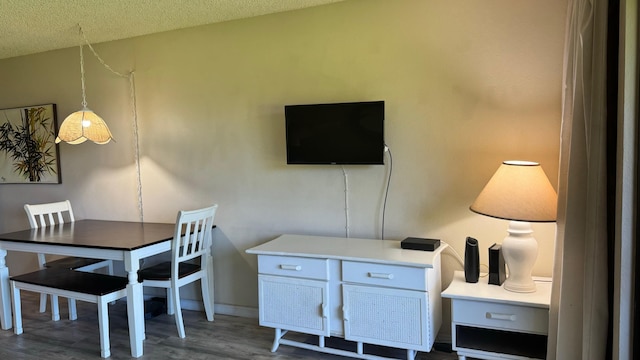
[55,109,114,145]
[470,161,557,222]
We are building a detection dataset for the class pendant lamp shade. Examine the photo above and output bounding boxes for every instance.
[55,108,113,144]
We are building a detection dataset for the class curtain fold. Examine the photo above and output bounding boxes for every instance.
[548,0,610,358]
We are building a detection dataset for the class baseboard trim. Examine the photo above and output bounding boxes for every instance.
[145,296,258,318]
[213,303,258,318]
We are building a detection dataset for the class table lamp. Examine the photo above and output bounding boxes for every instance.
[470,160,557,292]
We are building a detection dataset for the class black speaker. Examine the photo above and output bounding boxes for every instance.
[488,243,506,285]
[464,237,479,283]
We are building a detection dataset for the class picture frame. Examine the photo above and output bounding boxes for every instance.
[0,104,61,184]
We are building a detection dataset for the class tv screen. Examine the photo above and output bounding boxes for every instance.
[285,101,385,165]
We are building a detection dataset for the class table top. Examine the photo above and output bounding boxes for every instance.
[0,219,176,251]
[246,234,447,268]
[441,271,552,308]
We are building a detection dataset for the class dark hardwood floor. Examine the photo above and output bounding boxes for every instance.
[0,292,458,360]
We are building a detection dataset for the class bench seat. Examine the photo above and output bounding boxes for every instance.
[10,268,128,358]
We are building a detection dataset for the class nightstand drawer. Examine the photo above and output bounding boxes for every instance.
[258,255,329,280]
[342,261,427,291]
[452,299,548,334]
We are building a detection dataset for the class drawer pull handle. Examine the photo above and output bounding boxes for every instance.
[486,312,516,321]
[368,272,394,280]
[280,264,302,271]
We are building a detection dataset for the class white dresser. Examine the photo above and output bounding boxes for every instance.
[246,234,446,360]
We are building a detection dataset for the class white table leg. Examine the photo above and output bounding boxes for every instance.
[0,248,12,330]
[125,256,144,358]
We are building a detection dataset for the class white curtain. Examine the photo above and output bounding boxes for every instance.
[549,0,638,358]
[548,0,609,358]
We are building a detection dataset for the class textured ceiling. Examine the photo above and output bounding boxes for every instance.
[0,0,344,60]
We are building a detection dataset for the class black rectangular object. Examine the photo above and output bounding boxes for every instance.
[488,243,506,285]
[401,237,440,251]
[285,101,385,165]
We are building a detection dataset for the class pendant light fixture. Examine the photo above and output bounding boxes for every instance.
[55,25,145,223]
[55,27,114,145]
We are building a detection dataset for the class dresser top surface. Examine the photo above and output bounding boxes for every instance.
[442,271,552,307]
[246,234,446,268]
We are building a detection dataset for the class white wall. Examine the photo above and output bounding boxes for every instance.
[0,0,567,334]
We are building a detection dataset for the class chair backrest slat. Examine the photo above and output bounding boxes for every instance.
[24,200,75,229]
[172,205,218,268]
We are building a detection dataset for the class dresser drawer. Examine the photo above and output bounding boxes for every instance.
[342,261,427,291]
[452,299,548,334]
[258,255,329,280]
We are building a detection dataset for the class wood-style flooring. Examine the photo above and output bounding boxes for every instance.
[0,292,458,360]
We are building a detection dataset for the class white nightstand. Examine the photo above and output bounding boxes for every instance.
[441,271,551,360]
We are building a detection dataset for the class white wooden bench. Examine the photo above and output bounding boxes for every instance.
[10,268,128,358]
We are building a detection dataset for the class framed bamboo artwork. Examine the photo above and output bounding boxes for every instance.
[0,104,61,184]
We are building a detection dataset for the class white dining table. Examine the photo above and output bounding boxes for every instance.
[0,219,210,358]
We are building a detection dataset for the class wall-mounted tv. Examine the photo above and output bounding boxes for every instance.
[285,100,385,165]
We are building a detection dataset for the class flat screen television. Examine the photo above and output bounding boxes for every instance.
[285,100,385,165]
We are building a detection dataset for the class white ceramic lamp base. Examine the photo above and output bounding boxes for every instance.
[502,221,538,292]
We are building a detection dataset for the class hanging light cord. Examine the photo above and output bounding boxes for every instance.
[127,73,144,224]
[78,24,144,223]
[78,43,87,109]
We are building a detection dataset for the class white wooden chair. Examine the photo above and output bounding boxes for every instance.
[24,200,114,320]
[137,204,218,338]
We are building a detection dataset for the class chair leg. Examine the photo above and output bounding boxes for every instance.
[10,281,23,335]
[166,288,174,315]
[68,298,78,320]
[107,261,116,306]
[172,285,186,338]
[51,295,60,321]
[39,293,47,313]
[201,278,214,322]
[97,298,111,358]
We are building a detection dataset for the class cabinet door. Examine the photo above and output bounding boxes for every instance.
[342,284,431,351]
[258,274,330,336]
